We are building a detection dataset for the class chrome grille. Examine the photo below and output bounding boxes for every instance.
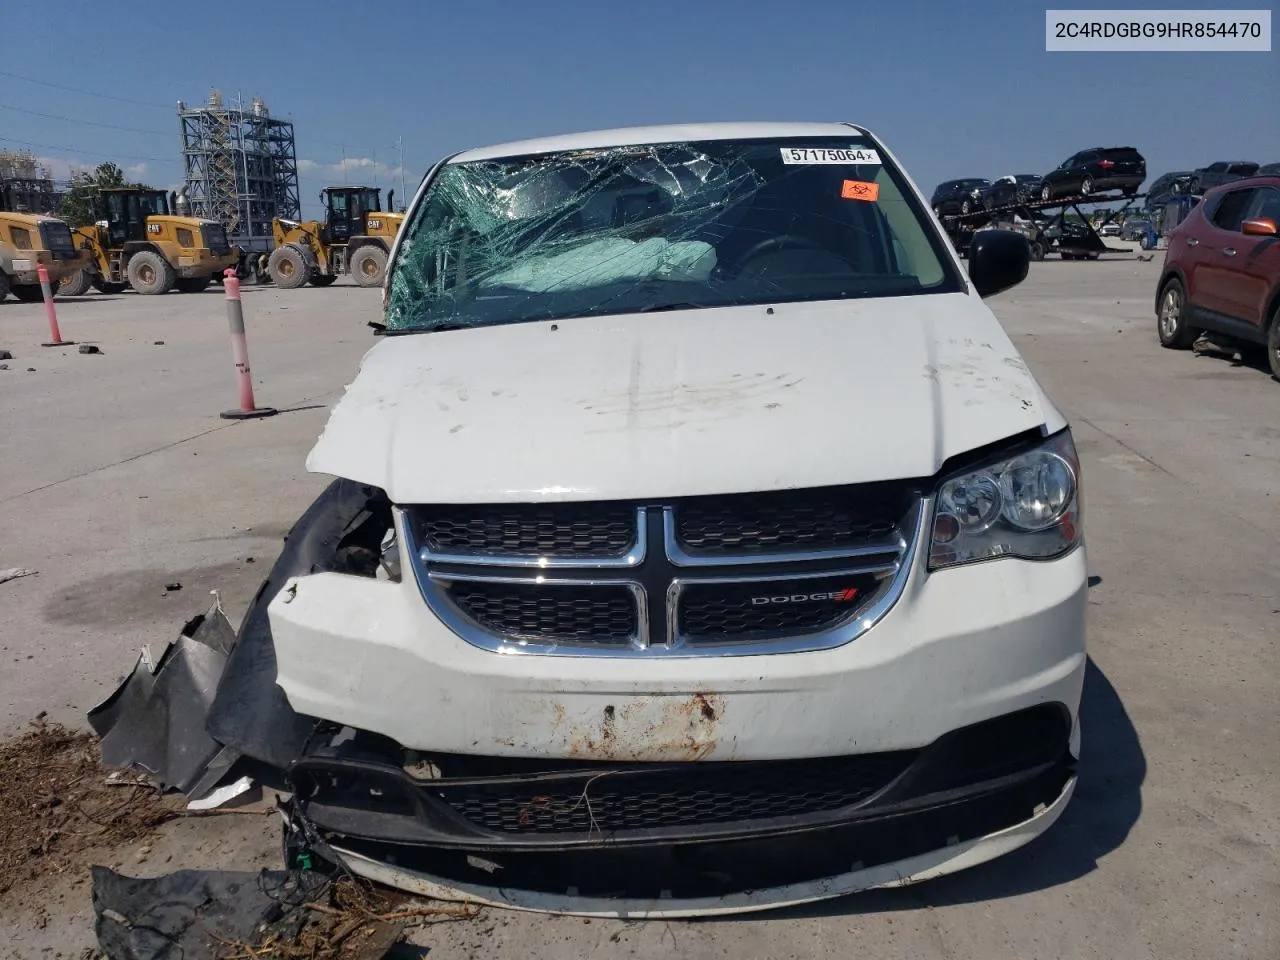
[405,485,923,658]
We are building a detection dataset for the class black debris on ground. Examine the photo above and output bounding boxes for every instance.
[92,867,478,960]
[88,601,239,797]
[79,344,102,355]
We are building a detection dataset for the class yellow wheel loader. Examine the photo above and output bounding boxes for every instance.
[62,188,241,296]
[0,202,91,302]
[266,186,404,289]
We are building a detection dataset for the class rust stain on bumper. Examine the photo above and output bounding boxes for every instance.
[566,693,725,762]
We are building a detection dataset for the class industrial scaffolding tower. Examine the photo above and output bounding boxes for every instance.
[178,91,300,256]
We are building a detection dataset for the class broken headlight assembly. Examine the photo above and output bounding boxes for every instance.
[929,429,1081,569]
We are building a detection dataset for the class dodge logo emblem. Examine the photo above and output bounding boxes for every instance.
[750,587,859,606]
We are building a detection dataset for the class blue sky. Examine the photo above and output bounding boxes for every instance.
[2,0,1275,218]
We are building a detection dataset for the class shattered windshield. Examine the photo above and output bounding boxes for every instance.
[385,137,960,331]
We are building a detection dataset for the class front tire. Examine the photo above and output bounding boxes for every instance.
[350,245,388,287]
[59,269,94,297]
[1029,240,1046,261]
[1157,278,1198,349]
[10,283,45,302]
[1080,176,1094,196]
[269,244,310,289]
[92,277,127,295]
[960,199,972,215]
[175,276,213,293]
[1041,183,1053,202]
[127,251,176,295]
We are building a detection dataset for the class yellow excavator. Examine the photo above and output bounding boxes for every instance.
[266,186,404,289]
[0,190,91,302]
[60,187,240,296]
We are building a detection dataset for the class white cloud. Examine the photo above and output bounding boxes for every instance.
[124,162,149,180]
[297,156,403,181]
[35,155,77,180]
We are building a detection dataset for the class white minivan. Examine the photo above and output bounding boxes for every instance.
[235,123,1086,916]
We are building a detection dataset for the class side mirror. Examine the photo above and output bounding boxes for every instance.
[1241,217,1278,237]
[967,230,1030,297]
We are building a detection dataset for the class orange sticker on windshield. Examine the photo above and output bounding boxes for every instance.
[841,179,879,201]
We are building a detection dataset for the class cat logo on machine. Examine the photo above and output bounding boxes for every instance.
[368,218,383,230]
[147,223,162,235]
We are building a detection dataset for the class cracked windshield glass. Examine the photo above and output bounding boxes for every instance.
[385,137,957,331]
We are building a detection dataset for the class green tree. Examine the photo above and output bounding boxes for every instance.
[58,161,154,227]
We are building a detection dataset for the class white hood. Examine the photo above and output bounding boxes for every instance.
[307,295,1063,504]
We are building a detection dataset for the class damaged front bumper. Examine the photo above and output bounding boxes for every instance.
[91,479,1085,913]
[283,703,1076,915]
[327,775,1076,918]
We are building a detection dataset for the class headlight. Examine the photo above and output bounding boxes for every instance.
[929,429,1081,569]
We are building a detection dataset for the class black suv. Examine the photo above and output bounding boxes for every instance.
[1190,161,1259,194]
[982,175,1043,210]
[1146,171,1195,205]
[930,179,991,216]
[1039,147,1146,201]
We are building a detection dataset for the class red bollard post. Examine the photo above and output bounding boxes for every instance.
[38,264,75,347]
[219,269,277,420]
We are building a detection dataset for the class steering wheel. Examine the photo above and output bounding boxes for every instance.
[727,234,831,277]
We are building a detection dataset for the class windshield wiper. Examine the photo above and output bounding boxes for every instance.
[637,301,708,313]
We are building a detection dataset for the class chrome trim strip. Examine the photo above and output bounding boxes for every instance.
[663,505,909,567]
[416,506,647,569]
[674,562,899,588]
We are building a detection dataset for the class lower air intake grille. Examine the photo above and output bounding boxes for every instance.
[436,752,917,834]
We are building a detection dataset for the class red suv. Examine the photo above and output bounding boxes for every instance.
[1156,176,1280,379]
